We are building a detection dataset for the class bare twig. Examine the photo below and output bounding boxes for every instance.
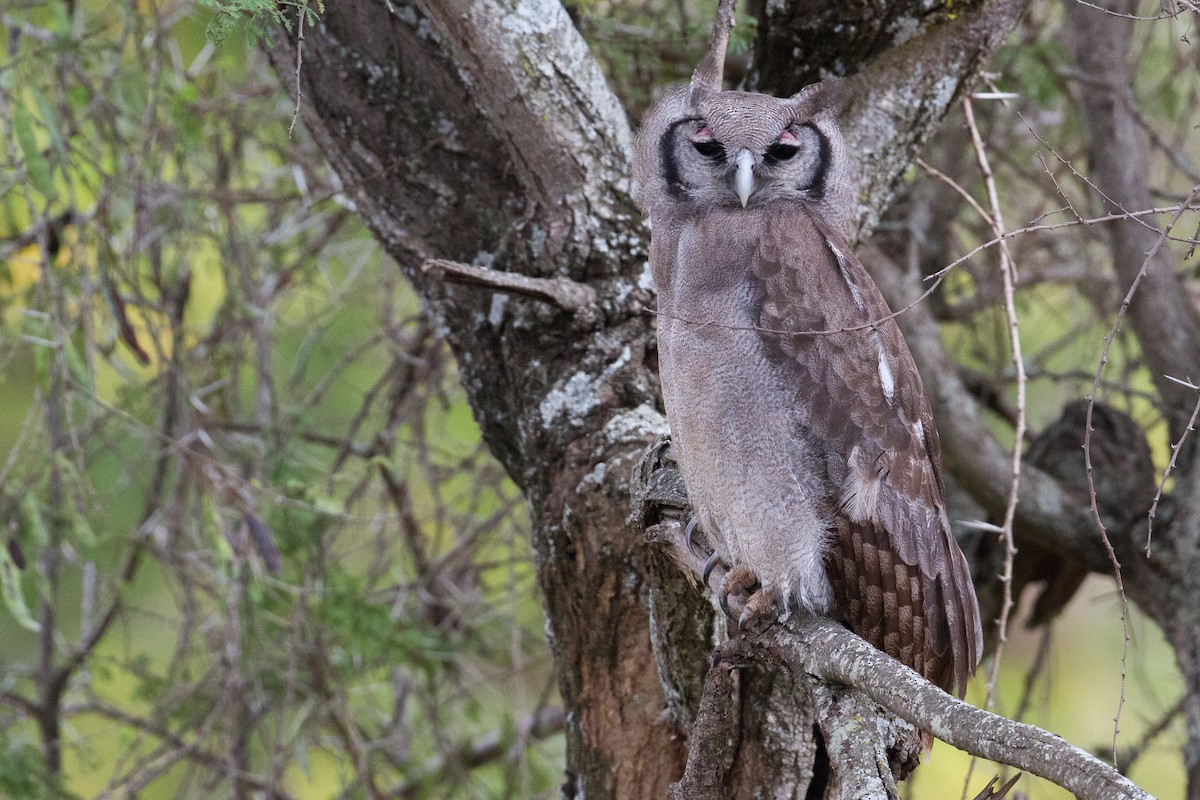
[1071,0,1185,21]
[1081,182,1200,760]
[288,2,306,136]
[1115,696,1187,775]
[1146,376,1200,553]
[421,258,599,317]
[916,157,996,227]
[964,95,1025,712]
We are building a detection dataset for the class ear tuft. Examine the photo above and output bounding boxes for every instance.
[788,78,850,116]
[689,0,738,105]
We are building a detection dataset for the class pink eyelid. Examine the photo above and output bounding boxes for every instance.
[693,126,713,141]
[777,129,799,144]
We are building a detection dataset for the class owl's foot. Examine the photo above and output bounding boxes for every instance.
[716,567,781,630]
[712,565,771,629]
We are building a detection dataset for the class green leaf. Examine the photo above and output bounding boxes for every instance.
[31,87,68,163]
[0,539,40,633]
[20,494,49,548]
[13,106,57,202]
[63,339,92,388]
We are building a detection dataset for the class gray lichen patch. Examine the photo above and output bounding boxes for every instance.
[538,345,632,428]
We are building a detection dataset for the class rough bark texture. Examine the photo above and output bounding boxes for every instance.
[263,1,1187,797]
[747,0,987,92]
[266,4,681,794]
[729,618,1154,800]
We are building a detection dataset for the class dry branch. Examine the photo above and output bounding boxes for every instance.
[421,258,600,318]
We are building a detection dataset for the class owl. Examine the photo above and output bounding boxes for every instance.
[631,25,982,696]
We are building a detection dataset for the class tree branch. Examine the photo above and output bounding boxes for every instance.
[666,661,741,800]
[421,258,600,319]
[734,619,1151,800]
[644,505,1155,800]
[749,0,1031,239]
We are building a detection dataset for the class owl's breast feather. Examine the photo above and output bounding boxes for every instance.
[652,217,835,613]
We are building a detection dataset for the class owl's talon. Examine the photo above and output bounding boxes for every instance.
[718,589,736,621]
[684,516,703,558]
[702,551,722,587]
[704,553,738,620]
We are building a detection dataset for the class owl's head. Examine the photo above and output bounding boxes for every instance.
[632,15,850,232]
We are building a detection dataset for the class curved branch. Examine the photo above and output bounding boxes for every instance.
[733,618,1153,800]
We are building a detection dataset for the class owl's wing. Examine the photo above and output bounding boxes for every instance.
[750,205,982,696]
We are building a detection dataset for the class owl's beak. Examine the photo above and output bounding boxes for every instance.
[734,148,755,207]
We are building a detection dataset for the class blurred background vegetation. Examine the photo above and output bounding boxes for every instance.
[0,1,1192,798]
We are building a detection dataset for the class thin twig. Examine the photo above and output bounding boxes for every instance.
[1071,0,1185,20]
[959,95,1027,800]
[1145,376,1200,554]
[1021,117,1164,240]
[916,158,996,227]
[1082,182,1200,764]
[288,3,306,137]
[964,97,1025,711]
[1115,696,1187,775]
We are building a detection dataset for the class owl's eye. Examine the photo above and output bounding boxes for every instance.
[765,129,801,162]
[765,142,800,162]
[691,127,725,159]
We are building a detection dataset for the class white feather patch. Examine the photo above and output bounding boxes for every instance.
[840,447,882,523]
[829,242,866,310]
[871,331,896,404]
